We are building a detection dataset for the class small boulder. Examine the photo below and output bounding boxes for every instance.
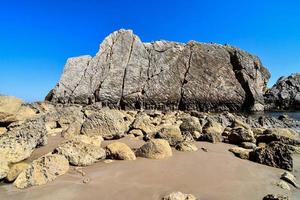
[264,128,299,140]
[179,116,202,140]
[281,171,300,188]
[199,132,223,143]
[175,141,198,152]
[249,142,293,171]
[81,109,128,139]
[54,140,106,166]
[240,142,257,149]
[162,191,197,200]
[276,180,290,191]
[136,139,172,159]
[228,147,250,159]
[228,127,255,145]
[14,154,69,189]
[132,113,158,136]
[129,129,144,137]
[0,118,48,163]
[6,162,29,182]
[262,194,289,200]
[105,142,136,160]
[202,121,224,135]
[156,125,183,146]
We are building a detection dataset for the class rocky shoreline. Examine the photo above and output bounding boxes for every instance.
[1,29,300,200]
[0,95,300,199]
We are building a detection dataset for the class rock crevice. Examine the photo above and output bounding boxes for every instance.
[46,29,270,111]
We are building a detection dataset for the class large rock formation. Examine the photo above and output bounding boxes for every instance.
[265,73,300,110]
[46,29,270,112]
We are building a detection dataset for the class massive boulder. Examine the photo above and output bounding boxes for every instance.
[265,73,300,110]
[46,29,270,112]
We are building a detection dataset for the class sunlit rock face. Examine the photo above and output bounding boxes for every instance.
[46,29,270,112]
[265,73,300,110]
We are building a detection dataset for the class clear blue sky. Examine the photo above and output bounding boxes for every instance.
[0,0,299,102]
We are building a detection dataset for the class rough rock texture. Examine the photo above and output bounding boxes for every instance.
[14,154,69,189]
[265,73,300,110]
[6,162,29,182]
[228,147,250,159]
[0,118,48,163]
[47,29,270,112]
[228,127,255,145]
[249,142,293,171]
[54,140,106,166]
[280,171,300,188]
[155,125,183,146]
[81,109,128,139]
[136,139,172,159]
[105,142,136,160]
[162,191,197,200]
[262,194,289,200]
[175,141,198,152]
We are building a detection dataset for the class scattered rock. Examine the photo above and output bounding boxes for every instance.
[280,171,300,188]
[201,147,208,152]
[136,139,172,159]
[228,147,250,159]
[162,191,197,200]
[81,109,127,139]
[264,128,299,140]
[156,125,183,146]
[179,116,202,139]
[129,129,144,137]
[6,162,29,182]
[249,142,293,171]
[240,142,257,149]
[228,127,255,145]
[105,142,136,160]
[202,121,224,136]
[82,177,90,184]
[276,180,290,191]
[262,194,289,200]
[14,154,69,189]
[175,141,198,152]
[0,118,47,163]
[54,140,106,166]
[199,132,223,143]
[132,113,158,136]
[63,133,103,147]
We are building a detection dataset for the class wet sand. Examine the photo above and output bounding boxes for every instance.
[0,136,296,200]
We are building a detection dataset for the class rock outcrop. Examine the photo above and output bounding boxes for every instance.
[265,73,300,110]
[46,29,270,112]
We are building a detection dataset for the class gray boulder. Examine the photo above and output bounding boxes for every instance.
[265,73,300,110]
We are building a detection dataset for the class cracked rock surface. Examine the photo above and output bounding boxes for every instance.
[46,29,270,112]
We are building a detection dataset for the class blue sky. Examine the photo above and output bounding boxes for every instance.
[0,0,299,102]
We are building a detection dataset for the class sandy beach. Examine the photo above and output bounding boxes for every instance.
[0,135,296,200]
